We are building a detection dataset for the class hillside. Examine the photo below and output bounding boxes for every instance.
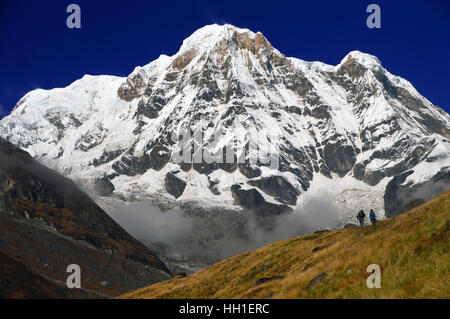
[0,138,171,297]
[121,191,450,299]
[0,252,73,298]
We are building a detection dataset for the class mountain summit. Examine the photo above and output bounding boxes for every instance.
[1,24,449,225]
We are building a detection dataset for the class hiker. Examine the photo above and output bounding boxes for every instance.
[369,209,377,226]
[357,210,365,226]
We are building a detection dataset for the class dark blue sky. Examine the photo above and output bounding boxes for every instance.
[1,0,449,118]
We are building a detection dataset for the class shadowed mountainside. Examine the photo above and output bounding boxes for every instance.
[0,138,171,298]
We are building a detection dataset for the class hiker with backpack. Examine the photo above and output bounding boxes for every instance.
[357,210,365,226]
[369,209,377,226]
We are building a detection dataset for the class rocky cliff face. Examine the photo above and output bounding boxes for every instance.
[0,24,449,264]
[384,166,450,218]
[0,138,171,297]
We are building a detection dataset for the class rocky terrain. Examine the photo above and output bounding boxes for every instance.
[1,24,449,272]
[0,138,171,298]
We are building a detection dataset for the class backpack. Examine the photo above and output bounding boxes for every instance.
[370,210,376,219]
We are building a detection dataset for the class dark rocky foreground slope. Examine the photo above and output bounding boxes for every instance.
[0,138,171,298]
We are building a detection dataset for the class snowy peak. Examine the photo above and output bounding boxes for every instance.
[117,24,284,102]
[179,24,257,50]
[339,50,383,70]
[1,24,449,223]
[177,24,274,55]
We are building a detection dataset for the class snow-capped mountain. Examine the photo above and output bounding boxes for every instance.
[1,24,450,225]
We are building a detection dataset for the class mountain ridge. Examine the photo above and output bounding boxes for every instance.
[1,24,449,271]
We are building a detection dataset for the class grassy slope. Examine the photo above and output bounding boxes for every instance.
[121,191,450,299]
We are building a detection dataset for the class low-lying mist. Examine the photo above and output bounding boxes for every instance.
[108,203,194,247]
[108,195,340,269]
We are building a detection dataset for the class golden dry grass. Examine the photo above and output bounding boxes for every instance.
[120,191,450,299]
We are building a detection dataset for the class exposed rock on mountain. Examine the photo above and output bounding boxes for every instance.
[230,184,291,216]
[384,166,450,217]
[165,171,186,198]
[248,175,299,205]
